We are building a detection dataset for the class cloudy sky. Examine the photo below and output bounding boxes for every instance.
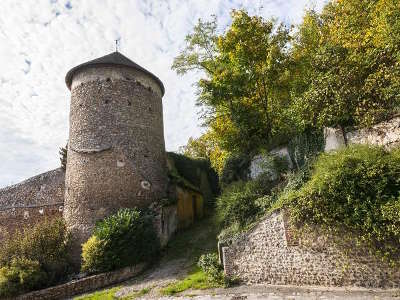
[0,0,327,187]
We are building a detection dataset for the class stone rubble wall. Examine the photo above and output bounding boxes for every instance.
[324,115,400,152]
[64,66,168,265]
[0,168,65,240]
[251,116,400,180]
[223,210,400,288]
[15,263,146,300]
[152,203,178,247]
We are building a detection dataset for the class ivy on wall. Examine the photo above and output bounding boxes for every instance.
[167,152,219,207]
[287,129,325,170]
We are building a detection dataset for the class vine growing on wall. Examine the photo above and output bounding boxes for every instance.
[279,145,400,265]
[287,130,324,170]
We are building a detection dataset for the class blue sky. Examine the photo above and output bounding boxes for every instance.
[0,0,327,187]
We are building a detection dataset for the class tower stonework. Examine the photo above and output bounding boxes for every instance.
[64,52,168,263]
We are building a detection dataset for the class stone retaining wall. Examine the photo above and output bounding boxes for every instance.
[223,210,400,288]
[15,263,146,300]
[324,115,400,151]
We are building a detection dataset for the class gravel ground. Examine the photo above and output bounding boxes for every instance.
[113,259,400,300]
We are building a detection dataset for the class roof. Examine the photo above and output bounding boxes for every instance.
[65,51,165,95]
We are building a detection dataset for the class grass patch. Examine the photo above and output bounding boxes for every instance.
[160,266,218,296]
[74,286,120,300]
[120,287,151,299]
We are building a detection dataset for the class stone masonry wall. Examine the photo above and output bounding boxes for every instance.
[15,263,146,300]
[223,210,400,288]
[0,168,65,240]
[324,115,400,151]
[64,65,168,263]
[152,203,178,247]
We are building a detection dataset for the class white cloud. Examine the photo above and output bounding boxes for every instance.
[0,0,327,187]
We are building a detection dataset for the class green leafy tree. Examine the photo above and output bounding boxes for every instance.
[291,0,400,135]
[180,130,229,175]
[59,143,68,170]
[173,10,292,154]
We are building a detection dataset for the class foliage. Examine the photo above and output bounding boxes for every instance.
[175,2,400,167]
[0,258,47,297]
[123,287,151,299]
[287,129,324,170]
[291,0,400,130]
[160,266,216,296]
[0,217,71,291]
[197,253,224,285]
[74,287,121,300]
[282,145,400,262]
[219,153,251,188]
[173,10,293,154]
[59,143,68,170]
[81,236,104,274]
[81,208,160,274]
[217,222,241,243]
[167,152,219,206]
[181,130,229,175]
[216,173,278,229]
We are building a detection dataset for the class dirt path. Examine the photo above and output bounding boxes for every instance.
[115,261,400,300]
[174,284,400,300]
[115,258,192,299]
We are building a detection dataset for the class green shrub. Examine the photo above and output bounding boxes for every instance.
[0,218,70,296]
[197,253,238,287]
[0,258,47,297]
[216,173,278,228]
[81,236,104,274]
[217,222,241,243]
[285,145,400,261]
[197,253,224,285]
[81,208,160,274]
[287,129,324,170]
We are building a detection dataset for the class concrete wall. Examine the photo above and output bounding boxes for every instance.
[223,210,400,288]
[0,168,65,240]
[324,115,400,152]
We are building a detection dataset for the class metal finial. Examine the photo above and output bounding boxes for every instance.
[115,39,119,52]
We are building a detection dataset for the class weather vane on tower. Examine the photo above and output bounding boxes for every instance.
[115,39,120,52]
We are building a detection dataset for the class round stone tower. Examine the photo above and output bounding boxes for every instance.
[64,52,168,263]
